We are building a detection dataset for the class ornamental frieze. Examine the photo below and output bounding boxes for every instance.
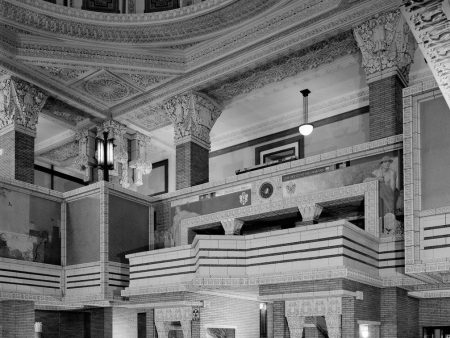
[0,0,280,44]
[205,31,359,103]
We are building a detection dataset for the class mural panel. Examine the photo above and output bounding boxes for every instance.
[282,151,403,237]
[0,186,61,265]
[157,189,251,248]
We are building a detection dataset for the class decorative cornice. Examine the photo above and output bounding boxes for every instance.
[204,31,359,104]
[113,0,401,118]
[39,140,79,164]
[0,0,281,45]
[10,0,235,24]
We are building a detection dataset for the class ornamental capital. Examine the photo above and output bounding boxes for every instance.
[0,76,48,134]
[353,10,417,84]
[163,91,221,146]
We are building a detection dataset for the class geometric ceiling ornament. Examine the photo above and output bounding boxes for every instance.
[126,105,171,131]
[118,72,173,90]
[38,140,79,164]
[78,71,141,104]
[41,97,91,127]
[36,65,92,83]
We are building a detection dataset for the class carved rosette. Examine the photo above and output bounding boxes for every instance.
[353,10,416,84]
[100,120,130,188]
[129,132,152,187]
[163,91,221,148]
[0,76,47,134]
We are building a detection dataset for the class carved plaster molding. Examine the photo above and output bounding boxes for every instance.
[0,0,280,44]
[353,9,417,84]
[39,140,79,164]
[204,31,359,104]
[163,91,221,147]
[0,76,48,134]
[41,97,91,128]
[402,0,450,109]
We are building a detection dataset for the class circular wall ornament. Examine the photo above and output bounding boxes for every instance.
[259,182,274,199]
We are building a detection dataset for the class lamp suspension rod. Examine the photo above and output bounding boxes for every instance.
[300,89,311,122]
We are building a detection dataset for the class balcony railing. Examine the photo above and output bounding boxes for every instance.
[123,220,381,296]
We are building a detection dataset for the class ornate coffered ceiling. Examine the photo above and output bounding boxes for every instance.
[7,0,443,167]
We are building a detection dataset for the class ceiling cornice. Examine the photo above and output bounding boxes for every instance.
[112,0,402,119]
[0,0,283,46]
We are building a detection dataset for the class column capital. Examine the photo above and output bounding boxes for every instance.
[221,218,244,235]
[163,91,221,148]
[0,76,48,136]
[353,9,416,85]
[297,203,323,225]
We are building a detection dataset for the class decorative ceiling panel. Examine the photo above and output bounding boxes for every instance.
[74,70,142,106]
[35,65,93,84]
[125,105,171,131]
[39,140,79,164]
[41,97,91,128]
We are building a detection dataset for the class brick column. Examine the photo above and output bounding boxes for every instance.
[145,309,156,338]
[0,300,35,338]
[273,301,287,338]
[353,10,416,141]
[0,76,47,183]
[163,91,221,190]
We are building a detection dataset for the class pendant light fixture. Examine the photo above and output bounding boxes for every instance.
[299,89,313,136]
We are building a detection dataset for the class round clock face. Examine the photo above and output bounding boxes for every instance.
[259,182,274,199]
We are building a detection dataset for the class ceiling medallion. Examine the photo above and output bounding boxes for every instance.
[84,77,132,102]
[259,182,274,199]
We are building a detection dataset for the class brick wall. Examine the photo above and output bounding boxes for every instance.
[0,300,35,338]
[381,287,419,338]
[368,75,404,141]
[145,309,156,338]
[176,141,209,190]
[273,301,288,338]
[0,130,35,184]
[35,310,85,338]
[419,298,450,336]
